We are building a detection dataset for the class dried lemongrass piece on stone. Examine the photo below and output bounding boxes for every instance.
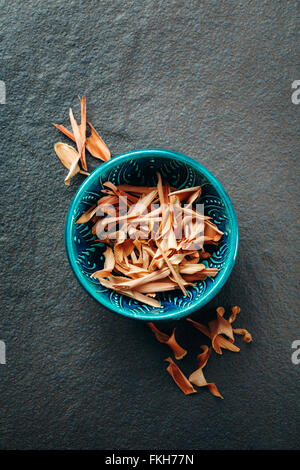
[114,267,170,290]
[54,142,89,175]
[168,186,202,202]
[86,121,111,161]
[179,263,206,274]
[165,357,196,395]
[53,123,74,141]
[187,309,240,355]
[186,317,211,337]
[148,323,187,360]
[54,142,89,186]
[189,346,223,399]
[233,328,253,343]
[214,335,240,353]
[156,242,188,296]
[166,330,187,360]
[208,307,235,354]
[216,306,225,316]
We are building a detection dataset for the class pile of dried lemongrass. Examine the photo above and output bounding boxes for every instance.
[53,96,111,185]
[148,306,252,397]
[76,175,223,308]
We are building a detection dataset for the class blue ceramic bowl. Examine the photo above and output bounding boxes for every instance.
[65,149,238,321]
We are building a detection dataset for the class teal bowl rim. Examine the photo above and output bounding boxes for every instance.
[65,149,239,321]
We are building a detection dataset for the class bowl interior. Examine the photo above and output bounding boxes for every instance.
[65,149,238,321]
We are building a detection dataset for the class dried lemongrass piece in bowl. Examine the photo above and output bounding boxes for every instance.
[227,306,252,342]
[165,357,197,395]
[189,346,223,399]
[186,317,211,337]
[148,323,187,360]
[99,278,161,308]
[204,220,224,242]
[114,267,170,290]
[168,185,202,203]
[76,205,99,224]
[54,142,89,186]
[181,269,218,282]
[78,95,87,170]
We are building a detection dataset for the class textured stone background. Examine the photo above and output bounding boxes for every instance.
[0,0,299,450]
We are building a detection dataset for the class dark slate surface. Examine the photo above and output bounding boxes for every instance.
[0,0,299,450]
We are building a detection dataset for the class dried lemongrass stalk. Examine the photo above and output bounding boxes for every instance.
[165,357,197,395]
[148,323,187,360]
[54,142,89,186]
[189,346,223,399]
